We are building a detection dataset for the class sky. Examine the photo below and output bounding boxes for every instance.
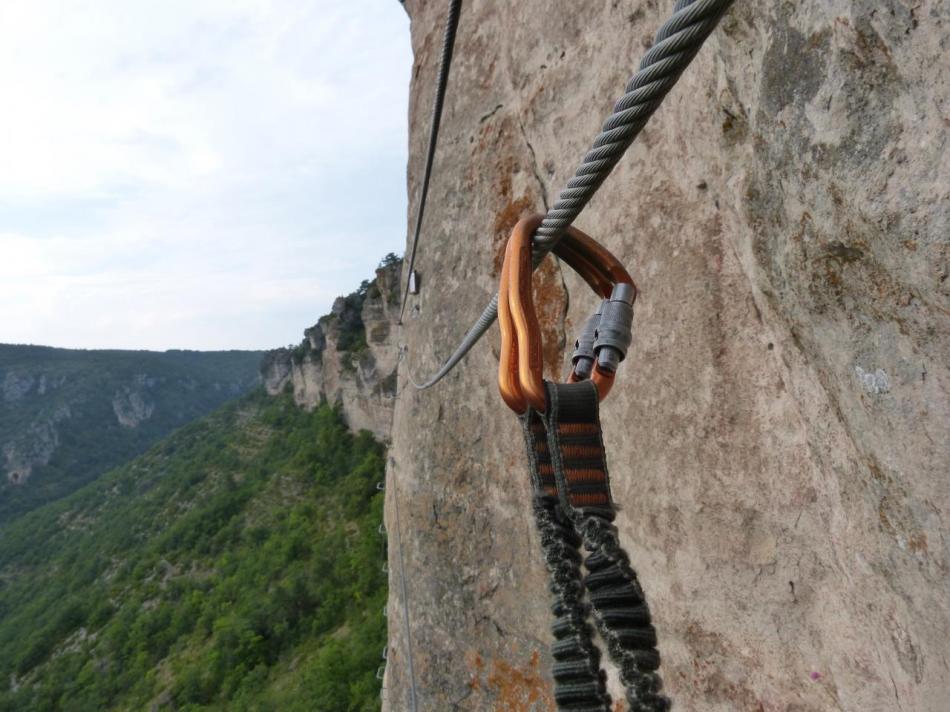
[0,0,412,351]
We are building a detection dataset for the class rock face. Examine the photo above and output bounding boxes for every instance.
[384,2,948,711]
[112,375,158,428]
[260,259,401,440]
[2,411,66,485]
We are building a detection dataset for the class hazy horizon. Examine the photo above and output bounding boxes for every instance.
[0,341,267,353]
[0,1,412,352]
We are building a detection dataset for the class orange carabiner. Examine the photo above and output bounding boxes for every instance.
[498,214,636,414]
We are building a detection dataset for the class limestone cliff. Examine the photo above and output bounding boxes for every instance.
[260,257,401,440]
[384,2,948,711]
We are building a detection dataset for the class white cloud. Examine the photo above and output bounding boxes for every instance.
[0,0,411,350]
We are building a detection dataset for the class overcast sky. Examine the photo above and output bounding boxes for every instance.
[0,0,412,351]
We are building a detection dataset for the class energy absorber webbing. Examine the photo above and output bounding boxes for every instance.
[524,383,666,712]
[499,215,668,712]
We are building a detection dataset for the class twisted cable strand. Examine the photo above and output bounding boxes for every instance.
[390,476,420,711]
[410,0,734,389]
[398,0,463,325]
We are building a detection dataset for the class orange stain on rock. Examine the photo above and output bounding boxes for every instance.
[467,649,555,711]
[476,111,568,383]
[492,195,536,276]
[532,256,569,379]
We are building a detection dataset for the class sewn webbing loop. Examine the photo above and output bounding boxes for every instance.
[541,381,614,513]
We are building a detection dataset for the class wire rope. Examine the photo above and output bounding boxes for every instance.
[397,0,464,325]
[409,0,735,389]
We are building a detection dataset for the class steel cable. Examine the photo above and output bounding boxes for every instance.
[391,475,419,711]
[398,0,463,325]
[409,0,735,389]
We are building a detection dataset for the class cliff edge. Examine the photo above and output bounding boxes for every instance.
[261,256,401,440]
[385,2,948,711]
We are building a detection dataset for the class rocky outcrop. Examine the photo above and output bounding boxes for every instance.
[3,372,36,403]
[2,404,71,485]
[260,257,401,440]
[384,2,948,711]
[112,375,158,428]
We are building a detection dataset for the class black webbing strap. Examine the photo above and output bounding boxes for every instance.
[522,409,611,711]
[521,381,669,712]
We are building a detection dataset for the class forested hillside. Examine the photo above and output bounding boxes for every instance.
[0,390,387,711]
[0,345,262,525]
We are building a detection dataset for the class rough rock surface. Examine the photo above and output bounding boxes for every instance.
[384,2,948,711]
[2,411,67,485]
[112,375,158,428]
[260,260,401,440]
